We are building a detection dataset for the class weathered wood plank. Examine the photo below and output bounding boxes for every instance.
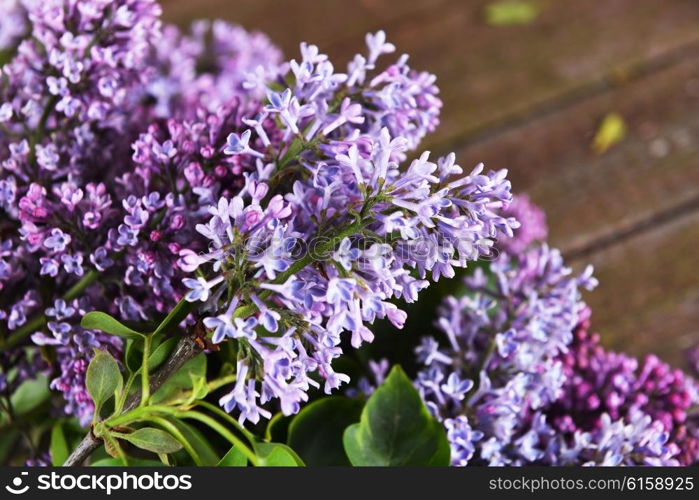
[456,54,699,256]
[579,208,699,370]
[405,0,699,149]
[162,0,699,150]
[160,0,453,55]
[451,53,699,367]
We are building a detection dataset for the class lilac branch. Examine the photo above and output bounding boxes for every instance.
[63,334,202,466]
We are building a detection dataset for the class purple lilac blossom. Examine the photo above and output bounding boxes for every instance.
[549,313,699,465]
[497,194,548,255]
[411,244,600,465]
[0,0,163,425]
[183,34,517,424]
[0,0,283,424]
[377,242,694,465]
[0,0,29,52]
[146,20,283,117]
[0,1,507,429]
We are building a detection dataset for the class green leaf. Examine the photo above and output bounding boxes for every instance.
[151,354,206,404]
[218,446,247,466]
[124,337,176,376]
[151,298,194,337]
[343,366,450,466]
[118,427,183,454]
[169,419,219,466]
[265,412,293,443]
[254,442,305,466]
[10,373,50,415]
[91,457,163,467]
[183,373,208,405]
[50,423,70,466]
[592,112,626,154]
[102,432,125,460]
[81,311,145,339]
[0,431,20,465]
[147,337,178,371]
[288,396,364,466]
[125,339,143,373]
[484,0,540,26]
[83,297,192,346]
[86,350,122,417]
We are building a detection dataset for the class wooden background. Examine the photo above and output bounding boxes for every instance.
[161,0,699,369]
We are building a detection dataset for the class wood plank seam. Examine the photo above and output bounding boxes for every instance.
[430,37,699,156]
[564,195,699,262]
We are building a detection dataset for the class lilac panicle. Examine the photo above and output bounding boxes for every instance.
[497,194,548,254]
[0,1,504,429]
[0,0,283,424]
[550,313,699,465]
[411,244,599,465]
[146,19,283,117]
[0,0,164,424]
[186,149,515,424]
[181,32,516,424]
[374,238,696,466]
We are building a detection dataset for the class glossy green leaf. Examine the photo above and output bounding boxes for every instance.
[288,396,364,465]
[183,373,208,405]
[147,337,178,371]
[124,337,176,376]
[85,350,122,416]
[50,423,70,466]
[151,298,194,337]
[151,354,206,403]
[265,412,293,443]
[254,442,305,466]
[118,427,183,454]
[218,446,247,466]
[170,419,219,466]
[10,373,50,415]
[81,311,145,339]
[343,366,450,466]
[485,0,540,26]
[125,339,143,373]
[83,297,193,345]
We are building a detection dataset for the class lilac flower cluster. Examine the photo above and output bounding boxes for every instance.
[146,19,282,117]
[340,194,698,466]
[0,0,513,429]
[410,244,597,465]
[550,313,699,465]
[1,0,164,425]
[0,0,282,424]
[401,241,698,465]
[183,36,517,424]
[0,0,29,53]
[497,194,548,255]
[3,0,693,471]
